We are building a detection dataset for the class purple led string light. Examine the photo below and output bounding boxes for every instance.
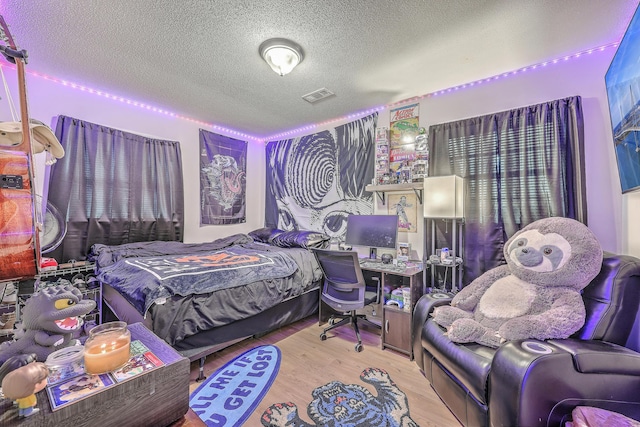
[263,105,388,142]
[388,42,618,102]
[0,42,618,143]
[264,42,618,141]
[0,64,260,142]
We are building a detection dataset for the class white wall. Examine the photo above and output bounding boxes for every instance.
[3,46,639,259]
[0,71,266,244]
[311,48,640,259]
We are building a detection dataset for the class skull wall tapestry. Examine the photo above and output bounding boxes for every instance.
[199,130,247,225]
[265,113,377,243]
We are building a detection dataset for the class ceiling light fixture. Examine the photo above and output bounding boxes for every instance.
[259,38,304,76]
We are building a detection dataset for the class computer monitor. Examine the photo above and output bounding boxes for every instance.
[344,215,399,257]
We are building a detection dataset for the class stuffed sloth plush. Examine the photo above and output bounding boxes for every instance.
[432,217,603,348]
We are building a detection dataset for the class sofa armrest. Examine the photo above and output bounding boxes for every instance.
[412,292,453,370]
[549,339,640,375]
[489,338,640,427]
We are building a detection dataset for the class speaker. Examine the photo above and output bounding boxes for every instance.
[381,253,393,264]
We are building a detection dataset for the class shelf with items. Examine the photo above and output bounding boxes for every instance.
[36,262,96,279]
[0,264,101,343]
[381,284,419,358]
[425,218,464,293]
[34,263,101,325]
[364,182,423,205]
[359,263,424,359]
[0,281,18,343]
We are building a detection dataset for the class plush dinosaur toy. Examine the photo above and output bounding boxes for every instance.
[0,284,96,364]
[432,217,603,348]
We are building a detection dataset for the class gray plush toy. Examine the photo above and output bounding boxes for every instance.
[432,217,603,348]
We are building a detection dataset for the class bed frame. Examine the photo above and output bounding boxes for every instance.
[102,283,319,381]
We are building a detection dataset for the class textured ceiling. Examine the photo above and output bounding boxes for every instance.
[0,1,638,139]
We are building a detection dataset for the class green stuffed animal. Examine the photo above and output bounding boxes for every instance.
[0,284,96,364]
[432,217,603,348]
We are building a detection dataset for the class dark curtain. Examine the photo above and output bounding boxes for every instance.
[265,113,377,243]
[47,116,184,262]
[428,96,586,286]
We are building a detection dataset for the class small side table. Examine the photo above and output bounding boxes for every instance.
[0,323,190,427]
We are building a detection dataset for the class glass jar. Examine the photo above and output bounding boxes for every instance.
[45,345,85,385]
[83,321,131,374]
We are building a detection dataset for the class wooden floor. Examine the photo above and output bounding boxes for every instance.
[171,315,460,427]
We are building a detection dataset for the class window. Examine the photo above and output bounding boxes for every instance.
[428,96,585,285]
[47,116,184,262]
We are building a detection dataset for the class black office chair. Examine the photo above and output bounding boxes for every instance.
[313,248,382,352]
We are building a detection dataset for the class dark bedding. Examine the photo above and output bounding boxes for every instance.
[90,233,254,269]
[89,234,322,345]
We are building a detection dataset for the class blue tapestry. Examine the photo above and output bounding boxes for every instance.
[265,113,377,244]
[200,130,247,225]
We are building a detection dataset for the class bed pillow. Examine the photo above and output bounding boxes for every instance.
[248,227,284,243]
[270,230,331,249]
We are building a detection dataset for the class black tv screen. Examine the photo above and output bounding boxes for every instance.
[605,3,640,193]
[344,214,398,249]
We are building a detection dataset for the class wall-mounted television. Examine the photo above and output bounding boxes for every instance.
[605,3,640,193]
[344,214,398,250]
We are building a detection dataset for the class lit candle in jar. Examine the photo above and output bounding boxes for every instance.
[83,322,131,374]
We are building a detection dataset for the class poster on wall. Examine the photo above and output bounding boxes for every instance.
[389,103,420,174]
[388,193,417,233]
[265,113,378,244]
[199,129,247,225]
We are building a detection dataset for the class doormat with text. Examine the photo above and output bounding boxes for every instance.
[189,345,281,427]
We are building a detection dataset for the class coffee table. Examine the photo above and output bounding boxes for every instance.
[0,323,190,426]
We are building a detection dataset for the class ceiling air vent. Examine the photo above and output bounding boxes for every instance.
[302,88,335,104]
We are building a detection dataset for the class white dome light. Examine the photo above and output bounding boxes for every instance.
[259,38,304,76]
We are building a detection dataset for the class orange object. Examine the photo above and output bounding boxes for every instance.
[83,322,131,374]
[0,150,37,280]
[0,15,42,281]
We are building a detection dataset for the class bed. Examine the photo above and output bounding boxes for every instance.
[88,230,326,379]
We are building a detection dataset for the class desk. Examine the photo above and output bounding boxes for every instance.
[317,260,424,359]
[359,262,424,359]
[0,323,190,427]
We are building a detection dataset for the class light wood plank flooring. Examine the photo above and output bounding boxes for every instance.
[172,315,460,427]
